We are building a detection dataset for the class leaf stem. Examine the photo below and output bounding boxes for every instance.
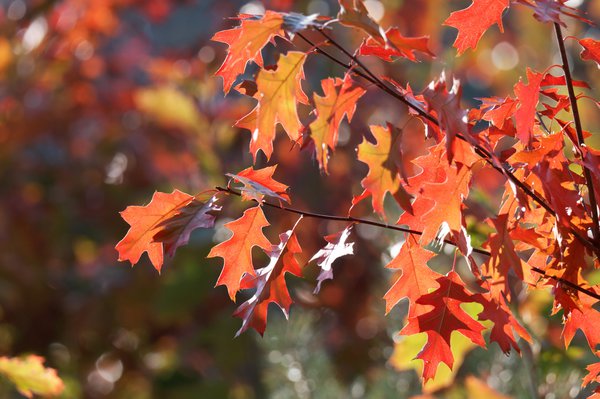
[216,186,600,301]
[554,23,600,245]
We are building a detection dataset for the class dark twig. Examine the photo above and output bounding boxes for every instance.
[216,186,600,301]
[296,29,599,255]
[554,23,600,245]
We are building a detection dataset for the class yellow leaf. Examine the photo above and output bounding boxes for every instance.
[0,355,64,398]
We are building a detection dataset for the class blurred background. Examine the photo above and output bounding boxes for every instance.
[0,0,599,397]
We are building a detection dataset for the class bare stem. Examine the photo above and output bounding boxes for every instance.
[216,186,600,301]
[554,23,600,245]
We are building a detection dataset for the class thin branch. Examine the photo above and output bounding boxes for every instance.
[296,28,599,255]
[216,186,600,302]
[554,23,600,245]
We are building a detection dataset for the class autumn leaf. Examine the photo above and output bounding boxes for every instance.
[227,165,290,203]
[401,271,486,381]
[236,51,308,161]
[0,355,64,398]
[444,0,509,54]
[359,28,435,62]
[337,0,386,43]
[153,195,221,258]
[383,234,440,315]
[478,294,531,354]
[513,68,543,145]
[310,225,355,293]
[465,376,511,399]
[233,217,303,336]
[419,161,472,245]
[207,206,272,301]
[212,11,285,94]
[309,77,365,172]
[578,38,600,68]
[117,190,205,272]
[352,124,413,218]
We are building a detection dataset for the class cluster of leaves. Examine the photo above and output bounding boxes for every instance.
[117,0,600,395]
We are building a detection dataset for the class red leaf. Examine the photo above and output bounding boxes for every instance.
[401,271,486,381]
[337,0,386,43]
[383,234,440,315]
[513,68,544,145]
[478,294,531,354]
[207,206,272,301]
[212,12,285,94]
[578,38,600,68]
[309,77,366,172]
[227,165,290,203]
[233,217,303,336]
[358,28,434,62]
[444,0,509,55]
[310,225,355,293]
[116,190,200,272]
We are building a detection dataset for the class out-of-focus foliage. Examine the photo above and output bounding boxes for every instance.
[1,0,600,398]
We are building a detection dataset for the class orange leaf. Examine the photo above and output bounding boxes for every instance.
[359,28,435,61]
[207,206,271,301]
[236,51,308,161]
[227,165,290,203]
[117,190,197,272]
[513,68,544,145]
[444,0,509,55]
[352,124,413,219]
[233,217,303,336]
[309,77,365,172]
[337,0,386,43]
[578,38,600,67]
[212,12,285,94]
[384,234,440,315]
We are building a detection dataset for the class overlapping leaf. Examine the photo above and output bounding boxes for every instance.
[352,124,413,218]
[383,234,440,315]
[236,51,308,160]
[227,165,290,203]
[212,11,285,93]
[117,190,219,272]
[309,77,365,172]
[233,218,303,336]
[359,28,434,61]
[401,271,486,381]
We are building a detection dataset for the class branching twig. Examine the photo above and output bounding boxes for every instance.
[216,186,600,301]
[554,23,600,245]
[295,29,599,256]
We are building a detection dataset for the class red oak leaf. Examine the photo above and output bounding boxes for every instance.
[419,161,472,245]
[444,0,510,55]
[310,225,355,293]
[227,165,290,203]
[401,271,486,381]
[236,51,308,161]
[583,356,600,389]
[516,0,590,26]
[383,234,440,315]
[309,77,366,172]
[358,28,434,62]
[153,194,221,258]
[338,0,386,43]
[207,206,272,301]
[212,12,285,94]
[578,38,600,68]
[233,217,303,336]
[478,294,531,354]
[352,124,413,219]
[116,190,198,272]
[513,68,544,145]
